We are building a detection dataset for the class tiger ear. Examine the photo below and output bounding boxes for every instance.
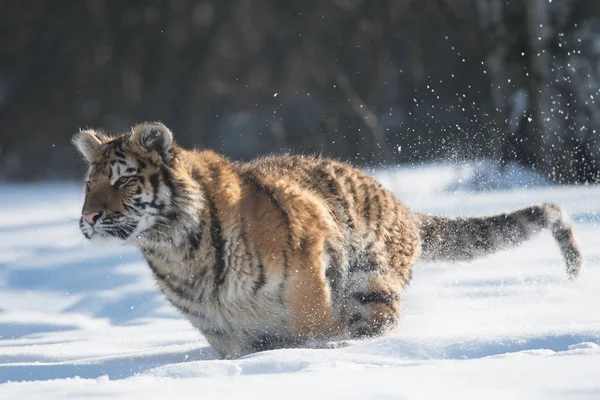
[131,122,173,163]
[72,129,104,162]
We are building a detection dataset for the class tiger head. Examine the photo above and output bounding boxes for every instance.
[73,122,188,244]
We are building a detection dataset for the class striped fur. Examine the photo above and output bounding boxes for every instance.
[417,204,582,278]
[73,122,583,358]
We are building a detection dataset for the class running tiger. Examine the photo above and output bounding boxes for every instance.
[73,122,582,358]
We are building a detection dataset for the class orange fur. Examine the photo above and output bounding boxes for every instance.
[74,122,583,357]
[73,122,422,356]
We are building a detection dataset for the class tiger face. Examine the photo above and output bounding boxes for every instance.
[73,122,176,243]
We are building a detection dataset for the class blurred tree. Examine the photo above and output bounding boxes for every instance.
[0,0,598,183]
[477,0,600,183]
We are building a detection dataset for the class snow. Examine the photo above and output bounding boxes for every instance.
[1,164,599,399]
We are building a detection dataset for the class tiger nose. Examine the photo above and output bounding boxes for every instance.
[83,211,103,225]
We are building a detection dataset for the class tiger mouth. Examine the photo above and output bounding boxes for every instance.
[80,219,139,241]
[100,224,138,240]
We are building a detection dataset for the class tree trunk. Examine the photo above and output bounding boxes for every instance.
[480,0,600,183]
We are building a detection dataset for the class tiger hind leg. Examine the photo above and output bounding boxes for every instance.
[344,256,405,339]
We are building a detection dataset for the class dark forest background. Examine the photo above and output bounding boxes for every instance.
[1,0,600,182]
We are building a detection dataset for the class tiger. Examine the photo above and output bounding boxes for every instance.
[73,122,582,358]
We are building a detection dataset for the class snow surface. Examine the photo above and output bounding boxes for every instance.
[1,163,599,399]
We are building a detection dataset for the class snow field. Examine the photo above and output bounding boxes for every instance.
[0,163,599,399]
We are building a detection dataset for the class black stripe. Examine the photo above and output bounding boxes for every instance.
[79,219,92,239]
[352,291,398,306]
[349,248,378,273]
[324,244,345,302]
[240,215,266,295]
[314,167,336,194]
[114,150,126,159]
[372,193,383,236]
[161,169,177,198]
[362,185,372,226]
[206,163,228,292]
[148,172,165,211]
[472,218,493,251]
[210,200,226,289]
[348,313,363,326]
[345,175,359,209]
[253,249,267,294]
[149,173,160,191]
[352,327,373,338]
[325,262,342,296]
[188,220,206,255]
[104,225,135,240]
[146,258,196,303]
[317,163,356,231]
[527,206,546,225]
[202,327,227,337]
[172,301,208,321]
